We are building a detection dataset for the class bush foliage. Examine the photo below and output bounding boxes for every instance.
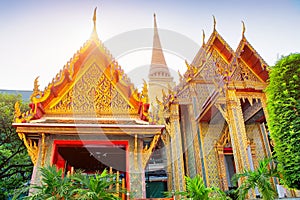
[17,165,122,200]
[266,53,300,189]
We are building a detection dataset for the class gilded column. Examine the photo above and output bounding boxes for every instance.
[260,93,273,157]
[260,93,269,122]
[188,104,202,177]
[161,131,173,191]
[170,101,186,191]
[226,90,251,173]
[189,83,204,177]
[129,136,145,198]
[226,89,256,198]
[198,123,208,186]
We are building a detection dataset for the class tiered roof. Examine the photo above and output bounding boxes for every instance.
[154,17,269,124]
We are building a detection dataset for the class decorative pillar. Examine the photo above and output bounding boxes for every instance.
[226,89,255,198]
[260,94,273,157]
[189,83,204,178]
[188,104,201,178]
[161,131,173,192]
[198,123,208,186]
[226,90,251,172]
[129,136,145,198]
[260,93,269,122]
[170,101,186,191]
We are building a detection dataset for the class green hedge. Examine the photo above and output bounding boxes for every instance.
[266,53,300,189]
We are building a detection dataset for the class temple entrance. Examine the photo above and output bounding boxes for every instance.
[51,140,129,188]
[57,146,126,173]
[215,126,237,191]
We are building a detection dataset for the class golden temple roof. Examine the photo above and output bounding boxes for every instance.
[14,8,150,123]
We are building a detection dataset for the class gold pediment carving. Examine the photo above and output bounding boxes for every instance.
[48,64,137,116]
[231,60,261,83]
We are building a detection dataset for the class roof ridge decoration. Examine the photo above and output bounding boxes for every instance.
[188,16,235,83]
[202,29,206,47]
[93,7,97,31]
[213,15,217,31]
[14,8,150,123]
[242,20,246,38]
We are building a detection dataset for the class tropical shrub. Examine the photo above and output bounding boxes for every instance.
[232,158,278,200]
[15,165,122,200]
[266,53,300,189]
[166,174,229,200]
[71,169,122,200]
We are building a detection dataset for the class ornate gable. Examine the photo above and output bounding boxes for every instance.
[231,59,262,82]
[228,34,269,90]
[48,63,138,116]
[14,13,149,123]
[234,37,269,83]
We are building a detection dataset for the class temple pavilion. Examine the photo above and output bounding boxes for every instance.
[13,9,300,199]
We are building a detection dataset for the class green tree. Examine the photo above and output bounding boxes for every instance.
[266,53,300,189]
[0,93,33,199]
[232,158,278,200]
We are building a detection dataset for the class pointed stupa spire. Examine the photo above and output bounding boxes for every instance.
[149,13,172,80]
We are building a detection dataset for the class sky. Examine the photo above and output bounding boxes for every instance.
[0,0,299,90]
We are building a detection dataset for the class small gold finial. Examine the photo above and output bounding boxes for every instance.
[242,20,246,37]
[93,7,97,31]
[213,15,216,30]
[202,29,205,45]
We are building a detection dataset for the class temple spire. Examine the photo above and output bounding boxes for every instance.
[149,13,171,79]
[148,14,174,108]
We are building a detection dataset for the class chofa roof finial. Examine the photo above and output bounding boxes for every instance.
[213,15,216,30]
[93,7,97,31]
[242,20,246,38]
[202,29,205,46]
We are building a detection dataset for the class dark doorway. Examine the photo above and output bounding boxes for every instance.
[57,146,126,173]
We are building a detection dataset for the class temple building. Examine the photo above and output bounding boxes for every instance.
[12,10,300,199]
[153,19,271,197]
[13,9,164,198]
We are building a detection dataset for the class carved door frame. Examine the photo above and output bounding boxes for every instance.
[215,126,231,191]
